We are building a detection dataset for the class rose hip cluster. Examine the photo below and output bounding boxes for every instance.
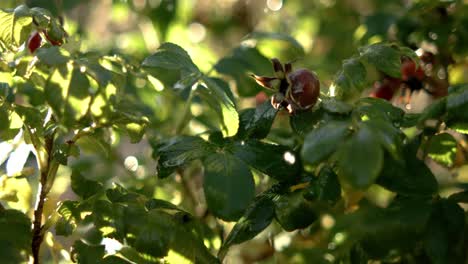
[252,59,320,114]
[27,18,66,53]
[370,52,448,103]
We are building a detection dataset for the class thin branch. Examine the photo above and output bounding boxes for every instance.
[31,132,55,264]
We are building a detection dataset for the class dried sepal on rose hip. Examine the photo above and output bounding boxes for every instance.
[251,58,320,114]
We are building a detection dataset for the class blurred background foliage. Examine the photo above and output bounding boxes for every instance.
[1,0,468,263]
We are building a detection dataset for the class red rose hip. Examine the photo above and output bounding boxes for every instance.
[287,69,320,110]
[27,31,42,53]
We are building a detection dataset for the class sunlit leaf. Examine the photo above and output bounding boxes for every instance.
[202,76,239,137]
[427,133,457,167]
[0,5,32,51]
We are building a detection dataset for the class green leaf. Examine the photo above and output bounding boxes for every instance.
[145,199,184,212]
[332,197,432,258]
[337,124,384,189]
[214,46,272,97]
[377,140,438,196]
[244,32,305,56]
[135,222,170,258]
[55,216,75,236]
[0,209,32,264]
[57,200,81,222]
[236,101,278,139]
[321,97,353,114]
[359,43,402,78]
[156,136,213,178]
[80,60,113,88]
[302,121,351,166]
[289,107,327,136]
[117,247,161,264]
[196,79,238,136]
[230,140,300,182]
[423,199,465,264]
[146,210,219,263]
[305,166,341,204]
[142,42,199,77]
[427,133,457,167]
[36,46,69,66]
[45,65,92,127]
[355,97,405,123]
[418,97,447,125]
[101,255,134,264]
[341,58,367,91]
[274,190,319,231]
[365,119,404,160]
[52,142,80,165]
[148,0,177,40]
[202,76,239,137]
[106,184,140,204]
[203,152,255,221]
[71,240,105,264]
[332,70,360,100]
[447,84,468,124]
[71,170,103,199]
[218,192,276,260]
[0,5,32,51]
[448,190,468,203]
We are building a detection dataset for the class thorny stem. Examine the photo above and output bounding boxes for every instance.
[31,133,55,264]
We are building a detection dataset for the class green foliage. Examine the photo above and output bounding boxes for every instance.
[1,1,468,263]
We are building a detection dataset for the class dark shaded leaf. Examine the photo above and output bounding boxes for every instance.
[236,101,278,139]
[218,192,276,260]
[0,209,32,264]
[203,152,255,221]
[332,197,433,258]
[302,121,351,166]
[71,240,105,264]
[338,124,383,189]
[274,189,319,231]
[142,42,199,77]
[55,216,75,236]
[230,139,300,182]
[305,166,341,204]
[321,97,353,114]
[156,136,213,178]
[359,43,402,78]
[423,199,465,264]
[214,46,272,97]
[36,46,69,66]
[448,190,468,203]
[71,170,103,199]
[377,140,438,196]
[244,32,305,56]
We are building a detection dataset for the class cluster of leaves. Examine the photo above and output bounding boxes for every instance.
[1,1,468,264]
